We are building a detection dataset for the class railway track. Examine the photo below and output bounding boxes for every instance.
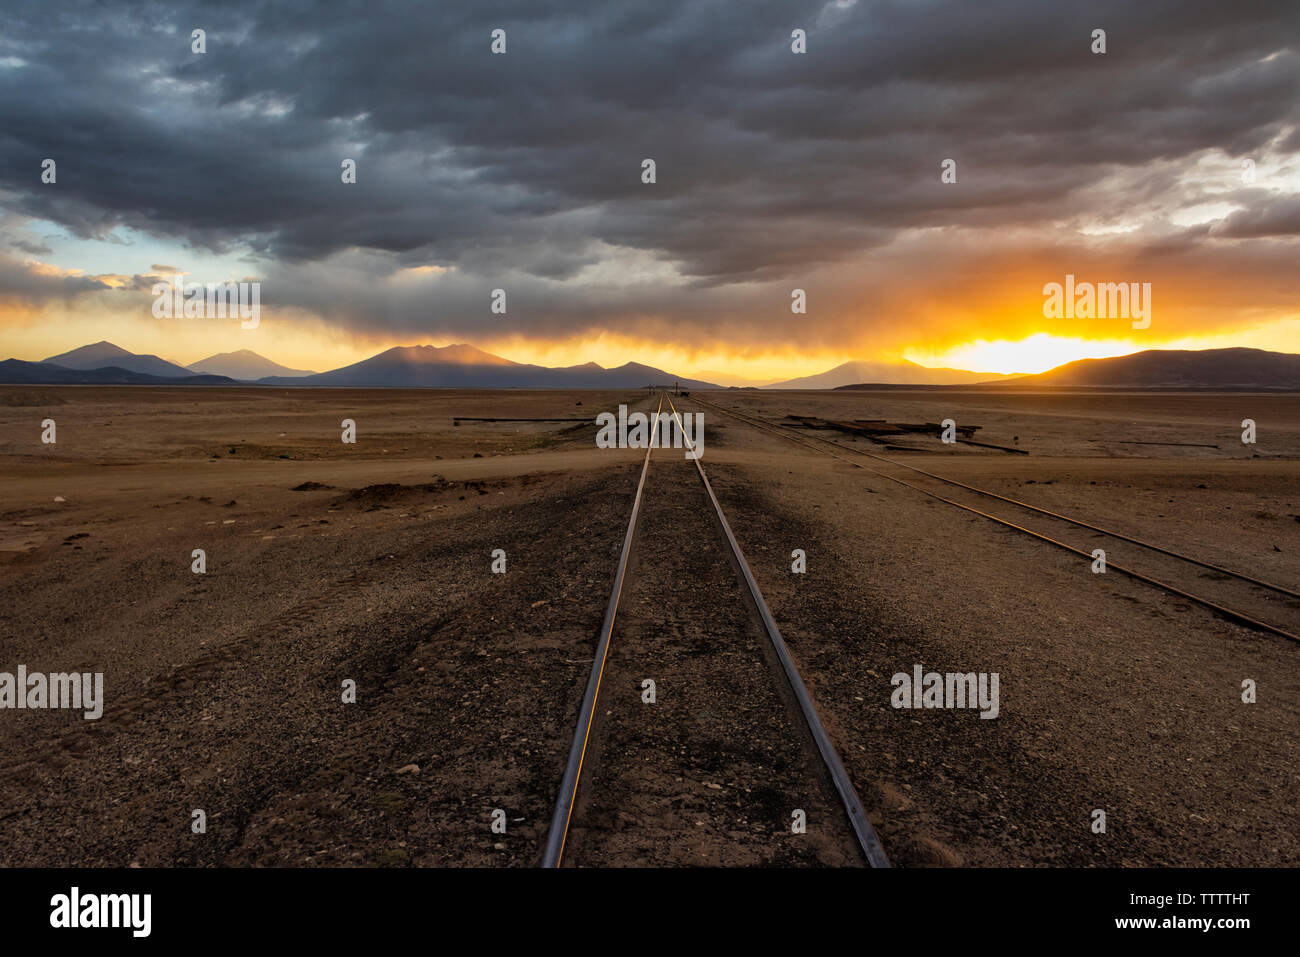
[687,393,1300,645]
[541,395,890,868]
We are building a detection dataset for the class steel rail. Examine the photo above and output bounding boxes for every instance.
[667,396,891,867]
[817,423,1300,601]
[540,396,664,867]
[689,395,1300,645]
[693,395,1298,598]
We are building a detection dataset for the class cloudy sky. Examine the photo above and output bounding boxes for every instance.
[1,0,1297,382]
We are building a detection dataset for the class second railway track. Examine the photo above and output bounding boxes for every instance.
[687,393,1300,645]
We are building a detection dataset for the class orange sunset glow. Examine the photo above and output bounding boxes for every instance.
[1,1,1296,388]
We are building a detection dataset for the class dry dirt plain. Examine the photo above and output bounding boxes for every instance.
[0,385,1296,867]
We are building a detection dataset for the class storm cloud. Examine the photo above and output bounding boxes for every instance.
[0,0,1297,353]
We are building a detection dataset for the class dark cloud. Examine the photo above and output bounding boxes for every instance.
[10,239,51,256]
[1216,196,1300,238]
[0,0,1296,347]
[0,254,110,304]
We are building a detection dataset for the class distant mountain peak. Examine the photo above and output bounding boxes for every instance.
[43,340,130,362]
[377,343,518,366]
[765,358,1013,388]
[43,341,195,378]
[187,349,316,380]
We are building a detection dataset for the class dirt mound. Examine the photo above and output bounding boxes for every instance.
[333,478,458,509]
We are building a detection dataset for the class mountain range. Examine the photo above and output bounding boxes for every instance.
[0,357,234,386]
[1015,348,1300,389]
[833,348,1300,391]
[3,343,1298,390]
[258,344,719,389]
[4,342,719,389]
[764,359,1017,389]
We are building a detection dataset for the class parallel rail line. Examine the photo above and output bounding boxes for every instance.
[688,394,1300,645]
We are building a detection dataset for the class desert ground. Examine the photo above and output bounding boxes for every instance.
[0,385,1297,867]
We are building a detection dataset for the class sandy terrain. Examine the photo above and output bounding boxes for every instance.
[0,385,1296,866]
